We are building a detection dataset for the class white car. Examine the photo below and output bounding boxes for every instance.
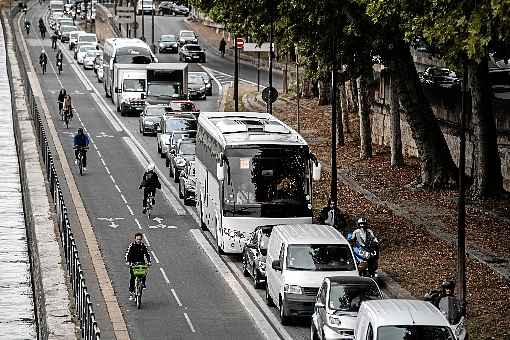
[83,50,102,69]
[76,45,97,64]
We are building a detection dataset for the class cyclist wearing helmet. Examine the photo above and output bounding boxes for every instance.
[73,128,90,170]
[139,163,161,214]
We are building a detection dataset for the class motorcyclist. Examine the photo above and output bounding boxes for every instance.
[39,49,48,74]
[73,127,89,171]
[139,163,161,214]
[348,217,379,276]
[125,232,151,301]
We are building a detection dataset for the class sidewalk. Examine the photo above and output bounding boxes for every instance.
[241,90,510,339]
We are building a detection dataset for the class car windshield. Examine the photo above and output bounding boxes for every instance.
[377,326,455,340]
[161,35,176,42]
[189,74,205,83]
[181,32,195,38]
[80,46,95,52]
[79,35,96,42]
[286,244,355,271]
[179,143,195,155]
[164,119,197,133]
[115,47,153,64]
[430,68,452,77]
[145,106,172,116]
[186,45,202,51]
[62,26,77,33]
[86,51,100,57]
[172,132,196,144]
[223,146,312,218]
[148,83,181,98]
[123,79,145,92]
[328,282,381,312]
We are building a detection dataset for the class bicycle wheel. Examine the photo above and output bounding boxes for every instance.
[136,280,143,309]
[65,116,69,128]
[79,156,83,176]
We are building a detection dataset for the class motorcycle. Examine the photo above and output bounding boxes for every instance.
[424,289,467,339]
[348,232,379,277]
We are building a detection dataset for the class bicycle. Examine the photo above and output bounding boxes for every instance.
[145,192,154,219]
[64,108,73,128]
[57,59,63,74]
[40,61,47,74]
[74,146,88,176]
[58,101,64,120]
[131,263,149,309]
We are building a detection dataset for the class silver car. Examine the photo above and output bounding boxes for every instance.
[139,105,173,136]
[311,276,383,340]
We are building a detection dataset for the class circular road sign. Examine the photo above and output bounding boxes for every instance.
[262,86,278,104]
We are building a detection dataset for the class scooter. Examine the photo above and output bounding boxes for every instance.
[348,232,379,277]
[424,289,467,339]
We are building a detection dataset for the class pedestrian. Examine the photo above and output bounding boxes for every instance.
[219,38,226,57]
[319,197,348,233]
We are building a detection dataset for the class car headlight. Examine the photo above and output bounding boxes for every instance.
[328,315,342,328]
[159,43,164,47]
[284,284,303,295]
[172,43,177,47]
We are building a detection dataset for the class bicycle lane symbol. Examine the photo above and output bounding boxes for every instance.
[147,217,177,229]
[97,217,125,229]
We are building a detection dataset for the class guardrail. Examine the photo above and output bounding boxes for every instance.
[7,7,101,340]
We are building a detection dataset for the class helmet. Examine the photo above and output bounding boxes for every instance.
[77,127,84,134]
[356,217,368,227]
[146,163,155,172]
[441,280,455,291]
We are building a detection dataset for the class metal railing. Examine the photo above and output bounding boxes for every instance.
[6,7,101,340]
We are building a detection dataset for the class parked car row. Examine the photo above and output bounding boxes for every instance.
[157,1,189,16]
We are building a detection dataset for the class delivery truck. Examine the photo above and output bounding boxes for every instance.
[113,64,149,116]
[146,63,188,105]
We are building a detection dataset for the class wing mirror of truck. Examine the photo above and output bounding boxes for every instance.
[312,161,322,181]
[216,162,224,181]
[315,302,325,309]
[114,87,121,93]
[271,259,281,271]
[141,93,146,99]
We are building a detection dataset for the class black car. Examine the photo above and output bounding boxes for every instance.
[189,71,212,96]
[158,1,174,15]
[188,72,207,99]
[167,137,196,182]
[242,225,274,288]
[419,67,460,89]
[158,34,178,53]
[139,105,173,135]
[179,44,206,63]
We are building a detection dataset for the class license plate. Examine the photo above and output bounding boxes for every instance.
[193,55,199,59]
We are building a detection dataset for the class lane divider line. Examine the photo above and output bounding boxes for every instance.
[150,251,160,264]
[183,312,196,333]
[142,233,151,246]
[134,218,142,230]
[159,267,170,284]
[126,205,134,216]
[170,288,183,307]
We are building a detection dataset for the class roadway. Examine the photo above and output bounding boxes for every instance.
[21,4,307,340]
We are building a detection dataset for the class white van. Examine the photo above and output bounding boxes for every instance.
[355,299,458,340]
[265,224,358,324]
[77,32,97,46]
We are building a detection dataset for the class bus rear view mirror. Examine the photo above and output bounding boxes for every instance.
[217,163,224,181]
[312,162,321,181]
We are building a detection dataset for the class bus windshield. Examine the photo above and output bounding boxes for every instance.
[223,146,311,218]
[115,46,153,64]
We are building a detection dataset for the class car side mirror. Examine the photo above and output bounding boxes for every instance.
[312,162,321,181]
[315,302,325,309]
[271,259,281,271]
[216,162,224,181]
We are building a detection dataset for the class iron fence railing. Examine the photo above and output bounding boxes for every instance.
[6,7,101,340]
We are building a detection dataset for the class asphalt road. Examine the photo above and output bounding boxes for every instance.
[22,5,308,340]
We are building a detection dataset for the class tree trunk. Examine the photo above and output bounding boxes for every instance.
[357,76,372,159]
[468,57,506,199]
[392,38,457,188]
[390,71,404,167]
[318,75,331,105]
[339,81,350,136]
[350,79,359,114]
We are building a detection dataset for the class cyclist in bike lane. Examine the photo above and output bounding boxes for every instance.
[73,127,90,171]
[125,232,152,300]
[139,163,161,214]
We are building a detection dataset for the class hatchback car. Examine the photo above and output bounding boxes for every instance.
[165,130,195,167]
[311,276,383,340]
[189,71,212,96]
[158,34,178,53]
[242,225,274,288]
[168,138,196,181]
[169,100,199,113]
[139,105,173,136]
[179,160,196,205]
[178,30,198,46]
[188,72,207,99]
[179,44,206,63]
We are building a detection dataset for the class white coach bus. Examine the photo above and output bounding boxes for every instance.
[196,112,322,254]
[103,38,157,98]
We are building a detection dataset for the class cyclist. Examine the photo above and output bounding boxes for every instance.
[73,127,89,171]
[39,22,46,39]
[57,88,66,118]
[56,49,64,72]
[138,163,161,214]
[39,49,48,74]
[24,19,31,35]
[125,232,151,301]
[51,31,58,49]
[63,94,73,122]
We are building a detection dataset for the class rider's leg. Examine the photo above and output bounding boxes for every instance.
[82,151,87,168]
[150,188,156,205]
[74,149,79,163]
[129,268,135,293]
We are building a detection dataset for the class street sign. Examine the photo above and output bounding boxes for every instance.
[262,86,278,104]
[243,42,274,52]
[236,37,244,49]
[116,6,134,24]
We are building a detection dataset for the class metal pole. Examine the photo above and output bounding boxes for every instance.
[296,47,300,133]
[151,6,154,51]
[234,34,239,112]
[257,52,260,92]
[141,5,145,41]
[267,0,274,114]
[133,0,137,38]
[330,38,338,206]
[457,64,468,317]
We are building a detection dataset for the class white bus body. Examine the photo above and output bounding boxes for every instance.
[103,38,157,99]
[195,112,321,254]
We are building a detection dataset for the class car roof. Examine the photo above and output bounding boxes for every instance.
[327,276,379,285]
[165,113,196,120]
[273,224,349,245]
[361,299,451,327]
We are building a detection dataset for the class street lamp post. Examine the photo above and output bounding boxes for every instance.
[330,37,338,206]
[141,5,145,41]
[295,45,300,132]
[234,34,239,112]
[267,0,274,115]
[151,6,155,51]
[133,0,137,38]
